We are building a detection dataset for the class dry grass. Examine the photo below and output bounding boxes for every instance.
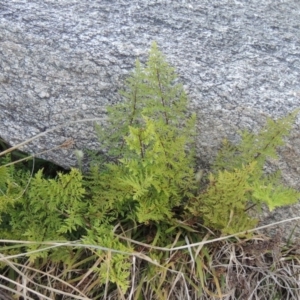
[0,122,299,299]
[0,220,299,299]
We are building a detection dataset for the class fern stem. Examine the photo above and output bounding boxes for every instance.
[156,68,169,125]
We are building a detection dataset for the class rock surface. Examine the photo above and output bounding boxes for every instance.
[0,0,300,238]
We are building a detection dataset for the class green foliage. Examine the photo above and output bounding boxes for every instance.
[96,41,196,161]
[0,41,299,298]
[189,162,259,234]
[188,109,300,234]
[92,41,197,224]
[213,109,300,173]
[0,155,30,225]
[82,225,132,293]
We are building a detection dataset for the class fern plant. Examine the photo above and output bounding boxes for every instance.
[0,41,299,298]
[188,110,300,234]
[91,41,197,224]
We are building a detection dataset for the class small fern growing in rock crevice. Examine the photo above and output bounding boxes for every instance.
[188,109,300,234]
[0,41,299,298]
[91,41,197,224]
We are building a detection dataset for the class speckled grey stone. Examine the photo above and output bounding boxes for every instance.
[0,0,299,239]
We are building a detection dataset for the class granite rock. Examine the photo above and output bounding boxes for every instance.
[0,0,299,239]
